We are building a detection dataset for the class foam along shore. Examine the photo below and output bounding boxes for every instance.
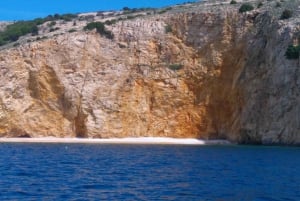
[0,137,231,145]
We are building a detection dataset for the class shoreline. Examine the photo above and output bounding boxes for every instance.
[0,137,232,145]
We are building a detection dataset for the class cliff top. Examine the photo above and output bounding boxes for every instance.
[0,0,299,50]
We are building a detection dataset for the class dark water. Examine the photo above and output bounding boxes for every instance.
[0,144,299,201]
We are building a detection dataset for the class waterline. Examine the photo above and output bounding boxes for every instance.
[0,137,231,145]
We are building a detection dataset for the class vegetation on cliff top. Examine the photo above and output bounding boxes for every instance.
[239,3,254,13]
[0,13,78,46]
[230,0,237,5]
[83,22,114,39]
[280,9,293,20]
[0,21,38,45]
[168,64,183,71]
[285,45,300,60]
[0,0,299,49]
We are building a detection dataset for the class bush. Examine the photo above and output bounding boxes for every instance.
[127,15,136,20]
[123,7,130,11]
[48,21,56,27]
[239,3,254,13]
[60,13,78,22]
[0,12,78,46]
[49,27,60,32]
[13,42,20,47]
[158,7,172,14]
[230,0,237,4]
[165,24,172,33]
[33,18,45,25]
[280,9,293,20]
[36,36,47,41]
[168,64,183,71]
[42,13,77,22]
[68,29,77,33]
[84,22,114,39]
[104,19,117,25]
[78,15,94,22]
[285,45,300,59]
[0,21,39,45]
[257,2,263,8]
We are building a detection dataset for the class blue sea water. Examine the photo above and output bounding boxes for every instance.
[0,144,299,201]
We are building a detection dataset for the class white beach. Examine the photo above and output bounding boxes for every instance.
[0,137,231,145]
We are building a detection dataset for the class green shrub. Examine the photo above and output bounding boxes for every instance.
[123,7,130,11]
[280,9,293,20]
[285,45,300,59]
[239,3,254,13]
[0,12,79,46]
[0,21,39,45]
[165,24,172,33]
[60,13,78,21]
[13,42,20,47]
[230,0,237,4]
[48,21,56,27]
[68,29,77,33]
[158,8,172,14]
[275,2,281,7]
[104,19,117,25]
[49,27,60,32]
[122,7,135,14]
[257,2,263,8]
[84,22,114,39]
[43,13,77,22]
[127,15,136,20]
[168,64,183,71]
[36,36,47,41]
[33,18,45,25]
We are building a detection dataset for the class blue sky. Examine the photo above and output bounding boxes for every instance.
[0,0,198,21]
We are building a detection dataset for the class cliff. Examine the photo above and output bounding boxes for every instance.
[0,0,299,144]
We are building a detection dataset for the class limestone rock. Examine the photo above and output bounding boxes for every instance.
[0,1,299,144]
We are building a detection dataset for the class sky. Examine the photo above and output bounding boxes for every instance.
[0,0,198,21]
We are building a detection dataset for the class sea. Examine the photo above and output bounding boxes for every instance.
[0,143,299,201]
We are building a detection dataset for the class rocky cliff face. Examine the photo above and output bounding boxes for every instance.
[0,1,299,144]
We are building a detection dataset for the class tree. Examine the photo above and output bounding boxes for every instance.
[280,9,293,20]
[285,45,300,59]
[84,22,114,39]
[123,7,130,11]
[0,21,39,45]
[257,2,263,8]
[239,3,254,13]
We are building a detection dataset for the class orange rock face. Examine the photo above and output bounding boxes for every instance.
[0,4,299,144]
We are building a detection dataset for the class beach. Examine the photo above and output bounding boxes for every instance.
[0,137,231,145]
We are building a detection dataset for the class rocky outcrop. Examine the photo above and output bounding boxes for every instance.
[167,8,300,144]
[0,1,299,144]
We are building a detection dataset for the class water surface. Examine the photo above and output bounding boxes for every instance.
[0,144,299,200]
